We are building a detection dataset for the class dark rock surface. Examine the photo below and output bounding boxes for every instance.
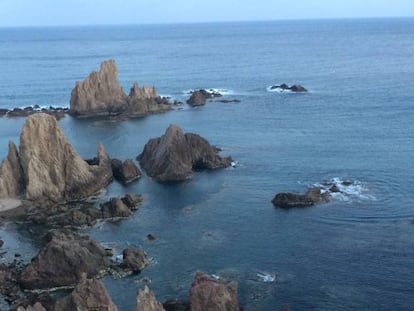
[0,106,68,120]
[18,230,111,289]
[69,60,170,118]
[189,271,240,311]
[270,83,308,92]
[111,158,141,184]
[163,300,190,311]
[272,187,330,208]
[137,124,232,183]
[186,89,222,106]
[122,247,149,274]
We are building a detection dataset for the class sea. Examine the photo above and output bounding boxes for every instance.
[0,18,414,310]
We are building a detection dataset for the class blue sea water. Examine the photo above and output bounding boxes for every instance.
[1,18,414,310]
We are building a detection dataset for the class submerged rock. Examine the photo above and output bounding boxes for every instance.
[136,286,165,311]
[69,60,170,118]
[0,113,113,202]
[19,230,111,289]
[55,273,118,311]
[270,83,308,92]
[137,125,232,183]
[189,271,240,311]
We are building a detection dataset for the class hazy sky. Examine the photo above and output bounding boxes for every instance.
[0,0,413,27]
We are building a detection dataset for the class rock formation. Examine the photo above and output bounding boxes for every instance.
[19,230,111,289]
[189,271,240,311]
[55,274,118,311]
[136,286,165,311]
[272,188,330,208]
[186,89,222,106]
[270,83,308,92]
[122,247,149,274]
[111,158,141,184]
[69,60,170,118]
[137,125,232,183]
[0,141,24,198]
[0,113,113,202]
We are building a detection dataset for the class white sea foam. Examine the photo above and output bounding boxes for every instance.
[266,85,293,93]
[314,177,376,202]
[184,88,234,96]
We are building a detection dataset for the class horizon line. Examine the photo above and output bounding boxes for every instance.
[0,15,413,29]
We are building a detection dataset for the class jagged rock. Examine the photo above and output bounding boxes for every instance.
[272,187,330,208]
[189,271,240,311]
[19,230,110,289]
[0,141,24,198]
[121,194,143,210]
[137,125,232,183]
[69,60,170,118]
[136,286,165,311]
[16,113,113,202]
[55,273,118,311]
[122,247,149,273]
[111,158,141,184]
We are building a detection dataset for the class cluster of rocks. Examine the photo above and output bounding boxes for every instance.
[138,124,233,183]
[270,83,308,92]
[69,60,171,119]
[0,229,150,310]
[186,89,240,106]
[0,106,68,120]
[272,179,355,208]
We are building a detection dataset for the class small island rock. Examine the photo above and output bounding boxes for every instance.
[136,286,165,311]
[111,158,141,184]
[137,125,232,183]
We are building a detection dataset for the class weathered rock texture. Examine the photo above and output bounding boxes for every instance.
[122,247,149,274]
[16,303,47,311]
[272,188,330,208]
[136,286,165,311]
[189,271,240,311]
[138,125,232,183]
[55,274,118,311]
[19,230,110,289]
[270,83,308,92]
[111,158,141,184]
[69,60,170,118]
[0,113,113,202]
[0,141,24,198]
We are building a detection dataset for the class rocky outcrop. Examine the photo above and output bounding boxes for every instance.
[0,113,113,202]
[189,272,240,311]
[270,83,308,92]
[137,125,232,183]
[55,274,118,311]
[186,89,222,106]
[111,159,141,184]
[272,188,330,208]
[136,286,165,311]
[16,303,47,311]
[0,142,24,198]
[122,247,149,274]
[3,106,68,119]
[19,230,111,289]
[69,60,170,118]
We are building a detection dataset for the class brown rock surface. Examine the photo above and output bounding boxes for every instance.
[189,271,240,311]
[272,187,331,208]
[122,247,149,273]
[111,158,141,184]
[19,230,110,289]
[136,286,165,311]
[55,274,118,311]
[0,141,24,198]
[137,125,232,183]
[69,60,170,118]
[17,113,112,202]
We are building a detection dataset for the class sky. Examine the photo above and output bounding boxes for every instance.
[0,0,413,27]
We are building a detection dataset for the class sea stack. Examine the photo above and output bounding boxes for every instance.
[69,60,170,118]
[0,113,113,202]
[137,124,232,183]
